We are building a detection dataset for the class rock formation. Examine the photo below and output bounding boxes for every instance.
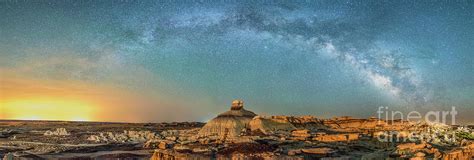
[87,130,158,143]
[43,128,70,136]
[198,100,257,138]
[249,116,296,134]
[312,133,359,142]
[291,129,312,140]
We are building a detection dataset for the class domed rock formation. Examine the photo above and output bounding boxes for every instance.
[249,116,296,134]
[198,100,257,138]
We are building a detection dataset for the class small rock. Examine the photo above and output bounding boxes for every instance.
[415,152,425,157]
[287,149,302,156]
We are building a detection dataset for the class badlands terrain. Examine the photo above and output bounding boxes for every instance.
[0,120,202,159]
[0,102,473,159]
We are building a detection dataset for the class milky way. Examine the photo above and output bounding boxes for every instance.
[1,1,473,122]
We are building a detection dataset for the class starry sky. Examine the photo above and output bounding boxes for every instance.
[0,1,473,123]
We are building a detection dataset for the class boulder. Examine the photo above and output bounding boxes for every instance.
[287,149,302,156]
[415,152,425,157]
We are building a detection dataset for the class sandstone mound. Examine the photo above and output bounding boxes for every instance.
[249,116,296,134]
[198,100,256,138]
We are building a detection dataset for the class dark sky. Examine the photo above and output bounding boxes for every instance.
[0,1,473,123]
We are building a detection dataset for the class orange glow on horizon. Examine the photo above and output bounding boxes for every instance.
[1,98,97,121]
[0,70,205,123]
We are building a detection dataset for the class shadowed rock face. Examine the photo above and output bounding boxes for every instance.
[217,109,257,118]
[198,100,257,137]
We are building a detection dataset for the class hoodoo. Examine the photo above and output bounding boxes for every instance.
[198,100,257,138]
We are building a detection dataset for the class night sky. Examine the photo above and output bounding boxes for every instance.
[0,1,473,123]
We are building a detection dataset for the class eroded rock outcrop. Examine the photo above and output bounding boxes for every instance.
[313,133,359,142]
[291,129,311,141]
[198,100,257,138]
[87,130,158,143]
[43,128,70,136]
[148,100,474,159]
[249,116,296,134]
[443,143,474,160]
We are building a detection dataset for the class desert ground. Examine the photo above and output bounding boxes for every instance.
[1,102,473,160]
[0,120,203,159]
